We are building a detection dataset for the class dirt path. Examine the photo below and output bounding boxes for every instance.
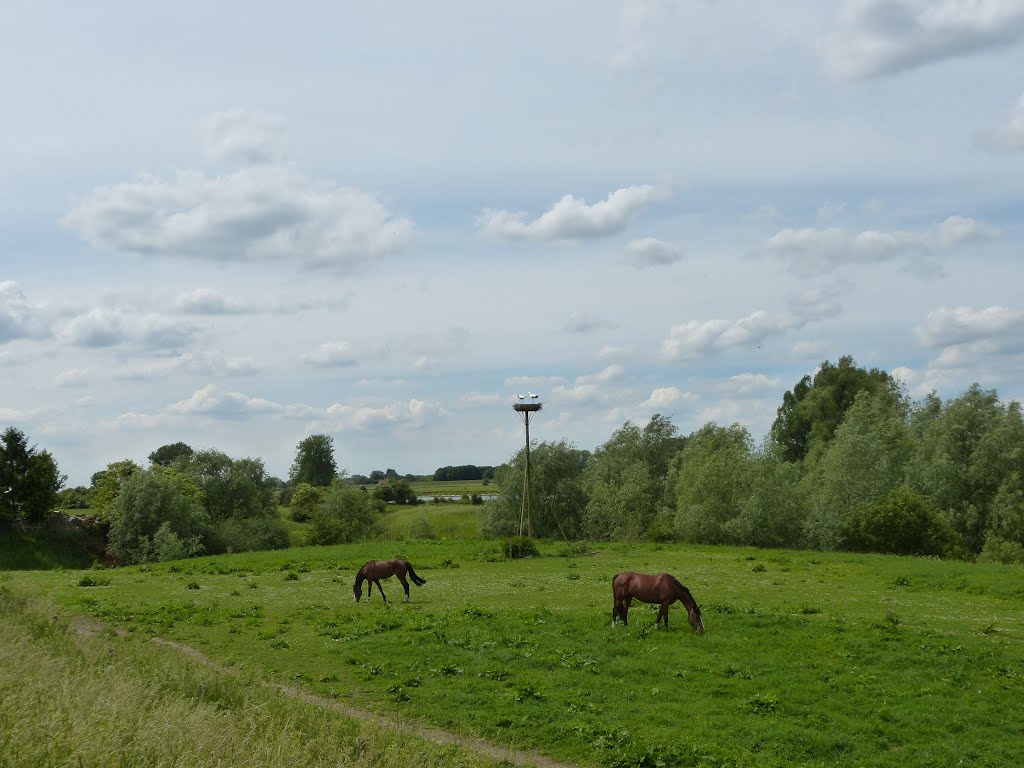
[72,616,580,768]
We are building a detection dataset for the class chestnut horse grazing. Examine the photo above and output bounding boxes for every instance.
[353,559,427,603]
[612,571,704,633]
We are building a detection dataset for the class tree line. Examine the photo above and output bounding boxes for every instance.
[3,355,1023,565]
[484,356,1024,564]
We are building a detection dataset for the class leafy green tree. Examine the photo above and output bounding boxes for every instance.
[372,478,418,504]
[0,427,65,523]
[90,460,142,519]
[289,434,338,487]
[175,450,286,553]
[906,385,1022,554]
[725,446,807,548]
[843,487,959,557]
[309,483,384,544]
[484,440,590,539]
[56,486,92,510]
[148,441,195,467]
[106,469,209,564]
[583,415,682,540]
[290,482,325,522]
[674,423,754,544]
[802,390,912,550]
[771,356,898,465]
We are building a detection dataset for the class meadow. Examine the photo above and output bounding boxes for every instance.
[4,532,1023,767]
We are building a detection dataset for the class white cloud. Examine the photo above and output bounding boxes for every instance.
[0,281,51,344]
[552,365,627,404]
[564,312,610,334]
[719,373,781,395]
[203,109,287,167]
[975,92,1024,152]
[320,398,443,431]
[610,0,676,71]
[642,386,696,409]
[823,0,1024,80]
[168,384,283,420]
[459,392,502,407]
[477,184,666,241]
[112,352,261,381]
[301,341,358,368]
[914,305,1024,347]
[792,340,830,359]
[176,288,247,315]
[660,310,795,361]
[55,368,89,388]
[64,163,413,272]
[915,306,1024,372]
[624,237,685,268]
[763,215,999,276]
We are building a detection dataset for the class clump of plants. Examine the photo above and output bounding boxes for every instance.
[502,536,538,559]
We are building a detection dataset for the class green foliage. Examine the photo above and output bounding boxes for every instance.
[0,426,65,523]
[148,441,195,467]
[290,483,325,522]
[55,485,92,510]
[372,478,418,505]
[90,460,142,519]
[582,415,682,540]
[484,440,590,539]
[289,434,339,487]
[408,514,437,540]
[106,469,209,564]
[674,423,755,544]
[725,448,806,548]
[771,355,898,464]
[309,483,384,545]
[906,386,1024,554]
[802,390,912,550]
[843,487,959,557]
[502,535,539,558]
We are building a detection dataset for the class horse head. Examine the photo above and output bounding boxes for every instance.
[687,605,705,634]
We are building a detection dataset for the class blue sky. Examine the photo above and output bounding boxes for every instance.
[2,1,1023,486]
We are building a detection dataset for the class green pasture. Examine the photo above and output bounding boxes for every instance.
[5,540,1023,767]
[406,479,494,498]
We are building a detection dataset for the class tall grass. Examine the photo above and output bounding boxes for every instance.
[0,587,504,768]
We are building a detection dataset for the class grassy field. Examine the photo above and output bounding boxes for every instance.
[5,538,1023,767]
[406,479,494,499]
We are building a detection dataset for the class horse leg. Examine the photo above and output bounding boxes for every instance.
[622,597,631,626]
[398,574,410,602]
[658,603,669,628]
[374,579,387,602]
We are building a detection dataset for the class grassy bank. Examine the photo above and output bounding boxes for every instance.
[5,541,1023,766]
[0,586,510,768]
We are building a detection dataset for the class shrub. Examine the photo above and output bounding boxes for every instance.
[409,515,437,540]
[503,536,539,559]
[978,536,1024,565]
[309,484,384,545]
[843,487,960,557]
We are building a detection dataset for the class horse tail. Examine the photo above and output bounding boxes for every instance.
[405,561,427,586]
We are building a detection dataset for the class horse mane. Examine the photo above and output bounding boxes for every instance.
[669,575,699,613]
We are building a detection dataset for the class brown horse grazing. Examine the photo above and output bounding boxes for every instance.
[611,571,704,633]
[353,559,427,603]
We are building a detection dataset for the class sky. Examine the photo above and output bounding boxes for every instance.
[2,1,1023,487]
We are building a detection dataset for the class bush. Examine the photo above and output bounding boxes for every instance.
[978,536,1024,564]
[309,484,384,545]
[503,536,539,559]
[409,514,437,540]
[843,487,960,557]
